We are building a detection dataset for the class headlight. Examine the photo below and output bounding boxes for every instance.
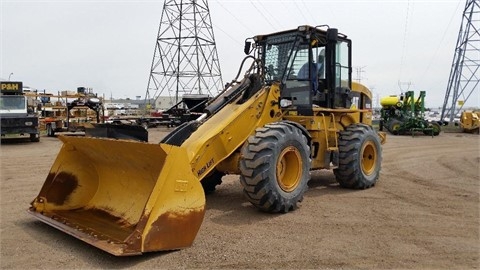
[280,99,292,108]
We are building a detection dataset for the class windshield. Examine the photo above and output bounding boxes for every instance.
[0,95,27,112]
[263,32,298,82]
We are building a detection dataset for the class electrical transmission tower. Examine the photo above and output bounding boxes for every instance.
[441,0,479,122]
[146,0,223,106]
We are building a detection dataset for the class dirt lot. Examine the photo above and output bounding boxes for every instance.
[1,129,479,269]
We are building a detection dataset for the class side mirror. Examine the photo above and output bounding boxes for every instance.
[244,41,251,55]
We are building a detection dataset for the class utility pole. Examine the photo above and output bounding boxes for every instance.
[145,0,223,107]
[398,81,412,94]
[354,66,366,83]
[441,0,480,122]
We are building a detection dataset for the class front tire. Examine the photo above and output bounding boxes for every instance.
[239,122,310,213]
[46,124,55,137]
[30,133,40,142]
[334,124,382,189]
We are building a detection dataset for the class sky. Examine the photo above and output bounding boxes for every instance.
[1,0,477,108]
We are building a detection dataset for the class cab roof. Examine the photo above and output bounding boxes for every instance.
[253,25,348,42]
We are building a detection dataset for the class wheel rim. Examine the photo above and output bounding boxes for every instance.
[276,146,302,192]
[361,141,377,176]
[392,123,400,131]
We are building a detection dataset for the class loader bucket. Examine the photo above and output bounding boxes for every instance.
[28,136,205,256]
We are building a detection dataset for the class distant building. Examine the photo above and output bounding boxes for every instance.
[155,96,183,111]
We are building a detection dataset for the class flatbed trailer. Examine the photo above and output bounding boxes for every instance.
[32,89,104,137]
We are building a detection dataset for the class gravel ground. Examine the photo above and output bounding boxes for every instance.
[1,128,479,269]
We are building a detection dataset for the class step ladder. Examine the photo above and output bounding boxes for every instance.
[320,113,339,168]
[320,113,338,151]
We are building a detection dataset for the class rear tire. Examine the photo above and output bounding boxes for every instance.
[388,119,402,135]
[334,124,382,189]
[239,122,310,213]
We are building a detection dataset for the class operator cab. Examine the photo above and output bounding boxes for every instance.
[250,25,354,115]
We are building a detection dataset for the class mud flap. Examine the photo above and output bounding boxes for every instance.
[28,136,205,256]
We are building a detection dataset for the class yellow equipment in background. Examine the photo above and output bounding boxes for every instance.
[460,110,480,134]
[29,25,385,256]
[380,95,401,107]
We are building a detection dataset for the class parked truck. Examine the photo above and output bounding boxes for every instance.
[0,81,40,142]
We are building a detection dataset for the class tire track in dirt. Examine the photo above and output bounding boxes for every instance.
[1,130,478,269]
[380,135,479,223]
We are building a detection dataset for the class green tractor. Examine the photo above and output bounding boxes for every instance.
[379,91,441,136]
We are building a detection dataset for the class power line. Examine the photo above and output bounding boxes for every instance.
[249,0,276,29]
[398,0,412,81]
[256,0,283,28]
[213,1,256,34]
[417,1,462,81]
[299,0,317,24]
[293,1,310,25]
[212,23,244,46]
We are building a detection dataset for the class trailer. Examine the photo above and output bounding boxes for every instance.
[37,88,104,137]
[90,94,212,142]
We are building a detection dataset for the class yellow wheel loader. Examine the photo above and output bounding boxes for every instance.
[29,25,386,256]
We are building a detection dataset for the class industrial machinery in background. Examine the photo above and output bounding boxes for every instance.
[92,94,211,142]
[117,93,210,129]
[39,87,104,137]
[29,25,386,256]
[379,91,441,136]
[158,94,210,127]
[0,81,40,142]
[459,110,480,134]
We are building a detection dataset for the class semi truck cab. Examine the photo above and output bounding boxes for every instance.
[0,81,40,142]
